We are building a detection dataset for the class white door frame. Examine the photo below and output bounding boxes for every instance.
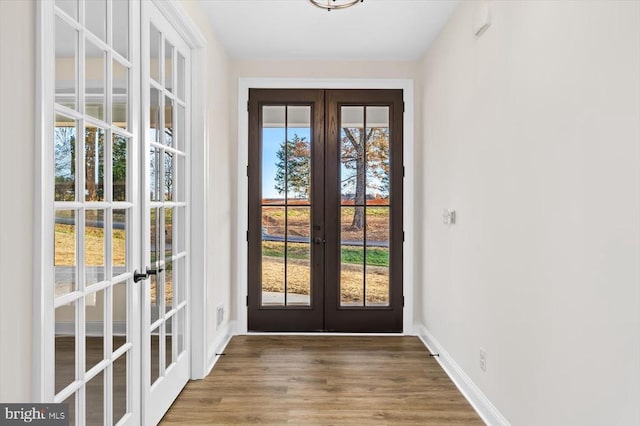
[236,78,415,335]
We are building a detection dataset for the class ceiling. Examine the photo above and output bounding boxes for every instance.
[199,0,460,61]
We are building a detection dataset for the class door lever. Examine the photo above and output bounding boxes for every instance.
[133,269,148,283]
[146,266,164,275]
[313,237,326,245]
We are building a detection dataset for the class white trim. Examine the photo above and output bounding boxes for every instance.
[206,320,237,375]
[414,323,510,426]
[236,78,415,334]
[33,0,56,403]
[153,0,206,49]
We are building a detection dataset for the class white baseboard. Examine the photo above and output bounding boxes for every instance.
[414,323,510,426]
[206,320,236,375]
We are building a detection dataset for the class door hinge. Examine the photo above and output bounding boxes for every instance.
[403,166,405,178]
[246,295,249,306]
[402,296,405,307]
[246,165,249,177]
[247,100,250,112]
[403,231,405,242]
[246,230,249,242]
[402,101,405,113]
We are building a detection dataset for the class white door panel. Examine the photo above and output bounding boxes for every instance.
[141,3,191,425]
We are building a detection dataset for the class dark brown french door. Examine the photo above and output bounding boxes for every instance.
[248,89,403,332]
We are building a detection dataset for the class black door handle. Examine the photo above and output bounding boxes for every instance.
[313,237,326,245]
[133,269,148,283]
[146,266,164,275]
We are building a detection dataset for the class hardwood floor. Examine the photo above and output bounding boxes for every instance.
[161,336,483,425]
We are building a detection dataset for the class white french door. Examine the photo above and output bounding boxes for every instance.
[141,3,191,425]
[50,0,141,424]
[46,1,191,424]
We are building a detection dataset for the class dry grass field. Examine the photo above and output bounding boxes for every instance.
[261,206,391,304]
[55,204,392,305]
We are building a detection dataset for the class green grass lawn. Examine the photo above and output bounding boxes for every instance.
[262,241,388,267]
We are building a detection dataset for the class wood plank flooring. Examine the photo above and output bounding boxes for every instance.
[161,336,483,425]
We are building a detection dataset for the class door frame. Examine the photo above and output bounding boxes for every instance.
[33,0,209,416]
[236,78,415,335]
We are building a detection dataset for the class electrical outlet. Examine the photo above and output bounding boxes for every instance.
[216,304,224,326]
[479,348,487,372]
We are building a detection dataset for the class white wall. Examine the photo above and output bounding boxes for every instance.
[0,0,36,402]
[179,0,233,364]
[419,1,640,424]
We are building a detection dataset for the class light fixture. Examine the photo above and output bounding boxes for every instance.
[309,0,363,12]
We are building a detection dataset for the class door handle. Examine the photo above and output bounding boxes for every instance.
[133,266,164,283]
[133,269,148,283]
[313,237,326,245]
[146,266,164,275]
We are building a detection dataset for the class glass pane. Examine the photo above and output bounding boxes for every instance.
[150,24,161,82]
[366,107,390,204]
[150,208,160,324]
[150,273,159,325]
[164,96,173,146]
[55,301,76,394]
[176,153,186,202]
[55,17,77,109]
[86,369,104,425]
[55,210,76,297]
[112,0,129,59]
[149,87,161,143]
[173,257,185,306]
[112,351,128,424]
[286,106,311,204]
[85,39,105,121]
[340,107,365,206]
[286,207,310,306]
[177,53,185,100]
[341,207,364,306]
[150,206,160,266]
[85,0,106,41]
[55,115,76,201]
[164,151,173,201]
[112,209,127,278]
[262,207,284,306]
[176,104,185,152]
[149,147,161,201]
[365,207,390,306]
[165,260,173,312]
[262,106,286,204]
[174,206,185,254]
[112,281,127,351]
[113,60,129,130]
[85,126,105,201]
[61,392,76,425]
[56,0,77,20]
[177,308,185,355]
[112,134,127,201]
[150,326,160,385]
[85,209,105,286]
[85,289,105,371]
[165,315,173,368]
[164,208,173,310]
[165,40,173,92]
